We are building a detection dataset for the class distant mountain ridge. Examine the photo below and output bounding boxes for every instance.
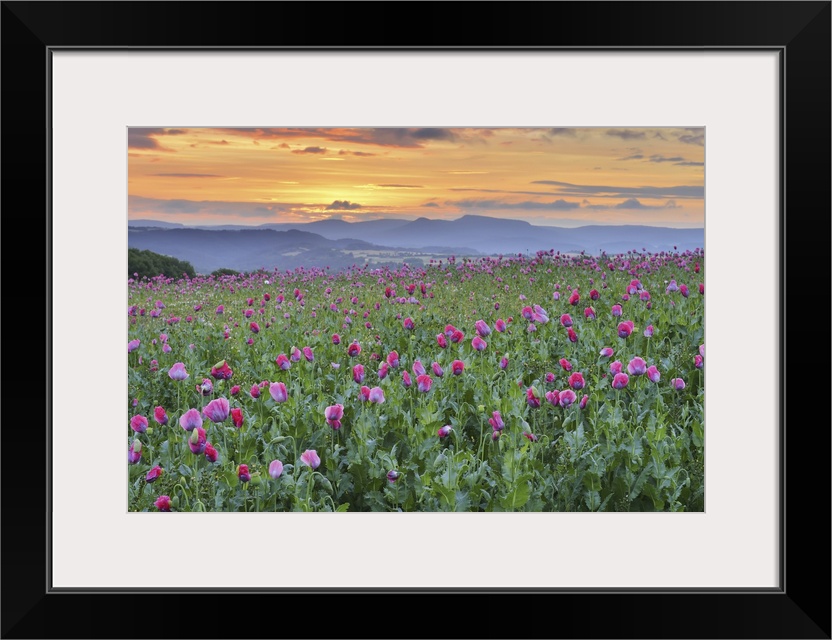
[128,215,704,273]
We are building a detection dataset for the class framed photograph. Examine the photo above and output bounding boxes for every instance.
[4,1,828,638]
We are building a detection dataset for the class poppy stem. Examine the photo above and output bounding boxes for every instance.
[306,467,314,511]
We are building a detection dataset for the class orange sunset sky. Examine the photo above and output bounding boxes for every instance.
[128,127,704,228]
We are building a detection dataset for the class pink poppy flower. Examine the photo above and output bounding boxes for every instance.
[610,360,623,375]
[545,390,560,407]
[671,377,686,390]
[451,360,465,376]
[359,385,371,402]
[495,318,507,332]
[612,373,629,389]
[276,354,291,370]
[269,382,288,403]
[589,289,600,300]
[560,314,573,328]
[523,432,538,442]
[695,354,703,369]
[203,398,230,423]
[168,362,188,380]
[130,415,148,434]
[584,307,596,320]
[567,328,578,343]
[386,351,400,368]
[179,408,203,431]
[332,334,341,345]
[290,346,302,362]
[617,322,633,338]
[250,384,261,399]
[231,407,244,428]
[412,360,426,377]
[579,395,589,409]
[353,364,365,384]
[153,406,168,426]
[128,440,142,464]
[437,425,452,438]
[559,358,572,372]
[450,329,465,343]
[472,336,487,351]
[611,304,622,317]
[237,464,251,483]
[128,339,141,353]
[436,334,448,348]
[146,465,163,483]
[647,365,661,383]
[475,320,491,336]
[269,460,284,479]
[499,357,508,370]
[368,387,385,404]
[569,292,580,306]
[432,362,444,377]
[599,347,614,358]
[402,371,412,388]
[416,374,432,393]
[188,427,207,454]
[526,387,541,408]
[300,449,321,469]
[489,411,505,431]
[559,389,577,407]
[403,317,415,330]
[210,360,233,380]
[249,321,260,334]
[568,372,585,390]
[205,443,219,463]
[154,495,172,512]
[627,357,647,376]
[302,346,314,362]
[644,325,654,338]
[347,342,361,357]
[386,469,400,483]
[230,385,240,396]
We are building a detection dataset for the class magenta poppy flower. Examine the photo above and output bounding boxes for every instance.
[378,362,389,380]
[130,415,148,434]
[402,371,412,388]
[353,364,365,384]
[231,384,242,396]
[617,322,633,338]
[489,411,505,431]
[451,360,465,376]
[610,361,623,375]
[386,469,400,483]
[146,465,163,483]
[495,318,507,333]
[178,408,202,432]
[567,328,578,343]
[231,407,244,429]
[347,342,361,357]
[666,279,679,293]
[523,432,539,442]
[559,358,572,372]
[403,317,415,330]
[416,374,432,393]
[250,384,261,399]
[699,283,704,295]
[559,389,577,407]
[269,382,288,403]
[568,372,585,390]
[526,387,541,408]
[302,346,314,362]
[412,360,426,377]
[205,442,219,463]
[368,387,385,404]
[475,320,491,336]
[491,430,502,441]
[644,325,654,338]
[671,377,686,390]
[444,324,456,337]
[545,372,555,384]
[210,360,233,380]
[552,291,560,301]
[249,321,260,334]
[332,333,341,345]
[197,378,214,396]
[627,357,647,376]
[215,305,225,315]
[647,365,661,383]
[168,362,188,381]
[386,351,400,368]
[611,304,622,317]
[274,354,290,371]
[269,459,284,479]
[359,385,371,402]
[450,329,465,343]
[545,390,560,407]
[237,464,251,483]
[290,346,302,362]
[153,406,168,426]
[579,395,589,409]
[521,306,533,320]
[560,314,573,328]
[437,425,452,438]
[584,307,596,320]
[612,373,629,389]
[202,397,230,423]
[699,344,705,358]
[300,449,321,469]
[436,334,448,348]
[695,354,704,369]
[500,357,509,370]
[590,289,600,300]
[128,439,142,464]
[188,427,207,454]
[154,495,172,512]
[128,339,141,353]
[599,347,614,358]
[432,362,444,377]
[472,336,487,351]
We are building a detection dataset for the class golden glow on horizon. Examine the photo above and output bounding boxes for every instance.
[128,127,704,227]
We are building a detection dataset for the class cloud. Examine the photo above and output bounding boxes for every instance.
[149,173,222,178]
[374,184,424,189]
[674,161,704,166]
[647,155,686,163]
[338,149,377,157]
[325,200,362,210]
[211,127,475,149]
[127,128,185,150]
[617,154,644,161]
[421,202,440,207]
[531,179,703,200]
[606,129,647,140]
[547,128,577,137]
[128,195,289,218]
[678,133,705,146]
[584,198,681,210]
[291,146,327,155]
[448,198,581,211]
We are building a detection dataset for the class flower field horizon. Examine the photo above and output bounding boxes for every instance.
[128,249,704,512]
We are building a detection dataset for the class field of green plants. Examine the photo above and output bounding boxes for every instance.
[128,249,704,512]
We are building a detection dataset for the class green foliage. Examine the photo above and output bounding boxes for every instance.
[129,248,195,279]
[211,268,240,277]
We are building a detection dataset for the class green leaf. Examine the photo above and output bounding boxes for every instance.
[583,489,601,511]
[335,502,350,512]
[178,464,192,477]
[500,482,530,510]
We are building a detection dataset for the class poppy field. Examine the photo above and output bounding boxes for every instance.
[128,249,704,512]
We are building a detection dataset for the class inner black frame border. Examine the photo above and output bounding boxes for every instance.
[2,2,829,638]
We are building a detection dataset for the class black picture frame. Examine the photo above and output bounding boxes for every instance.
[2,2,829,638]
